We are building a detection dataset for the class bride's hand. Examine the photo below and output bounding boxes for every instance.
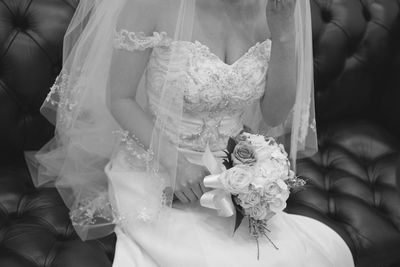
[173,153,209,203]
[266,0,297,41]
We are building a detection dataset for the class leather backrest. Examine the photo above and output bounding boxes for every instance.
[0,0,399,162]
[0,0,78,162]
[311,0,400,134]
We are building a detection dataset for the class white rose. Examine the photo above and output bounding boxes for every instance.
[256,158,275,172]
[271,146,288,160]
[249,166,266,189]
[265,179,290,197]
[269,194,288,213]
[282,189,290,202]
[251,135,266,143]
[251,167,289,192]
[248,134,268,148]
[276,179,289,191]
[264,181,282,196]
[251,176,267,190]
[219,165,253,194]
[246,204,269,221]
[257,159,290,181]
[252,165,267,177]
[254,146,273,163]
[238,191,261,209]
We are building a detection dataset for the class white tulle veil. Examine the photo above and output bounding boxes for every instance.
[26,0,317,240]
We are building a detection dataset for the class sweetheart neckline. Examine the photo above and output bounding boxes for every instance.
[171,38,272,67]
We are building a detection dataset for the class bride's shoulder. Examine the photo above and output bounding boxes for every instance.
[155,0,186,33]
[122,0,168,18]
[120,0,182,35]
[255,1,271,41]
[123,0,180,15]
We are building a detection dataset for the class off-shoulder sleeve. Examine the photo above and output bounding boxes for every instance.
[114,30,171,52]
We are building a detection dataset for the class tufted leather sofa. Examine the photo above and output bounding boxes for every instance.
[0,0,399,267]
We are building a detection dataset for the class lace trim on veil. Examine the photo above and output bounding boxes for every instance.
[114,30,172,51]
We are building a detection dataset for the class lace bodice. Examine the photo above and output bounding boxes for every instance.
[115,30,271,152]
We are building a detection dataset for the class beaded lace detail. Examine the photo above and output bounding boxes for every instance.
[112,29,272,152]
[144,34,272,151]
[176,40,271,114]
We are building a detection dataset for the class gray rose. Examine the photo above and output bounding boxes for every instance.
[232,142,257,165]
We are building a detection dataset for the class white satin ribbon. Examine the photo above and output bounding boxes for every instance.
[200,145,235,217]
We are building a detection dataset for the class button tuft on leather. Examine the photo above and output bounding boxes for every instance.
[362,6,372,22]
[12,14,30,32]
[321,9,332,23]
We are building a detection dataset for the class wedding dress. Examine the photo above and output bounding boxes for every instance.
[26,1,354,266]
[107,31,354,267]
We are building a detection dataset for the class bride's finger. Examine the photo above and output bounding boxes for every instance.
[276,0,292,9]
[175,191,189,203]
[182,187,197,202]
[190,183,203,199]
[275,0,284,5]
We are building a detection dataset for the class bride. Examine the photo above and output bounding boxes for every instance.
[27,0,354,266]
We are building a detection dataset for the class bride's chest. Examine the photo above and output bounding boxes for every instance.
[146,40,271,115]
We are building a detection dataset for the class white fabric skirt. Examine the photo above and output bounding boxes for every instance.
[107,149,354,267]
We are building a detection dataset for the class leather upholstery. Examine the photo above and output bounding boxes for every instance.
[0,1,115,266]
[0,0,399,266]
[311,0,400,133]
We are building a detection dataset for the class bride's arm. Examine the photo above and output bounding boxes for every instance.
[109,53,207,203]
[108,45,158,153]
[261,0,297,127]
[108,0,180,165]
[108,1,207,203]
[108,4,159,154]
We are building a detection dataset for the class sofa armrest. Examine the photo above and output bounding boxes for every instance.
[287,120,400,267]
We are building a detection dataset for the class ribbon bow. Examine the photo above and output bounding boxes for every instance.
[200,145,235,217]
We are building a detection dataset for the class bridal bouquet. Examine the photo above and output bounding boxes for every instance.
[201,132,305,257]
